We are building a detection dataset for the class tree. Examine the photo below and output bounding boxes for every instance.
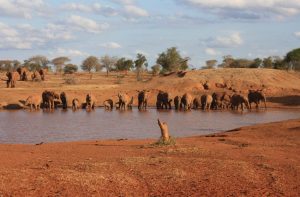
[285,48,300,71]
[115,58,133,72]
[26,55,50,71]
[81,56,100,73]
[204,60,217,69]
[218,55,234,68]
[272,56,286,70]
[0,60,20,71]
[52,56,70,73]
[64,64,78,74]
[156,47,189,72]
[249,58,262,68]
[229,59,254,68]
[134,53,147,81]
[151,64,161,75]
[100,55,117,76]
[262,57,273,68]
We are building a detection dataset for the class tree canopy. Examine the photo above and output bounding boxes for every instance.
[156,47,189,72]
[81,56,100,73]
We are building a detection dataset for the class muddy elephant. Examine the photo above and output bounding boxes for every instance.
[72,98,80,111]
[60,92,68,109]
[137,90,149,110]
[39,69,46,81]
[6,71,19,88]
[117,92,131,110]
[156,91,172,109]
[103,99,114,110]
[201,94,213,111]
[86,93,97,110]
[180,93,193,110]
[31,71,42,81]
[212,92,223,110]
[42,90,59,110]
[231,94,250,111]
[248,90,267,109]
[174,96,182,110]
[25,95,42,110]
[193,97,201,109]
[17,67,28,81]
[221,92,231,109]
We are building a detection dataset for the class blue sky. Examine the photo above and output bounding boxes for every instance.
[0,0,299,68]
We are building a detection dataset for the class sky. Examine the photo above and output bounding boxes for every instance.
[0,0,300,68]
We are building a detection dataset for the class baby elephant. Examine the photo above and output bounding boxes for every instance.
[72,98,80,111]
[103,99,114,110]
[25,95,42,111]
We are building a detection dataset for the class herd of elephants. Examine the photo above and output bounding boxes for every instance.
[23,89,267,112]
[3,68,267,112]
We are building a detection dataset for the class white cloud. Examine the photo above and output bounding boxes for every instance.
[205,32,243,48]
[204,48,220,56]
[0,0,48,18]
[49,48,89,58]
[294,31,300,38]
[124,5,149,17]
[101,42,122,49]
[177,0,300,19]
[61,3,118,16]
[0,22,31,49]
[67,15,109,33]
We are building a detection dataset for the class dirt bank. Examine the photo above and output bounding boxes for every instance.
[0,119,299,196]
[0,68,300,109]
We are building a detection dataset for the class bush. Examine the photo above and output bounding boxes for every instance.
[64,64,78,74]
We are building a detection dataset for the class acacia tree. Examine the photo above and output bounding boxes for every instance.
[156,47,189,72]
[262,57,273,68]
[64,64,78,74]
[52,56,70,73]
[151,64,161,75]
[0,60,20,71]
[115,58,133,74]
[25,55,50,71]
[204,60,217,69]
[285,48,300,71]
[134,53,147,81]
[100,55,118,76]
[81,56,100,73]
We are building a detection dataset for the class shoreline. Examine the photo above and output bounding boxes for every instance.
[0,119,299,195]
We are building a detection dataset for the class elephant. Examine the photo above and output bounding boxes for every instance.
[16,67,28,81]
[42,90,59,110]
[221,92,231,109]
[231,94,250,111]
[212,92,223,110]
[156,91,172,109]
[103,99,114,110]
[72,98,80,111]
[86,93,97,110]
[25,95,42,110]
[60,92,68,109]
[180,93,193,110]
[137,90,149,110]
[117,92,130,110]
[192,97,201,109]
[201,94,213,111]
[248,90,267,109]
[6,71,19,88]
[174,96,182,110]
[39,69,46,81]
[31,71,42,81]
[128,96,134,110]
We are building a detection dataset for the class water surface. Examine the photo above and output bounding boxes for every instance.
[0,108,299,144]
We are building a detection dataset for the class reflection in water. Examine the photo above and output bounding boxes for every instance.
[0,108,299,144]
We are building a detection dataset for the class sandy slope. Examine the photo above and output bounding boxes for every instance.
[0,119,299,196]
[0,68,300,109]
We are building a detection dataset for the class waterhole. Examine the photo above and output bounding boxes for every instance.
[0,108,299,144]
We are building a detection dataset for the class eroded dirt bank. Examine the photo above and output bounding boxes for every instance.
[0,119,299,196]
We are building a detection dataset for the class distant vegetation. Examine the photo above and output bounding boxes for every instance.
[0,47,299,80]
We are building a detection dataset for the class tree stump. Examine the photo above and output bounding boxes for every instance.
[158,119,170,142]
